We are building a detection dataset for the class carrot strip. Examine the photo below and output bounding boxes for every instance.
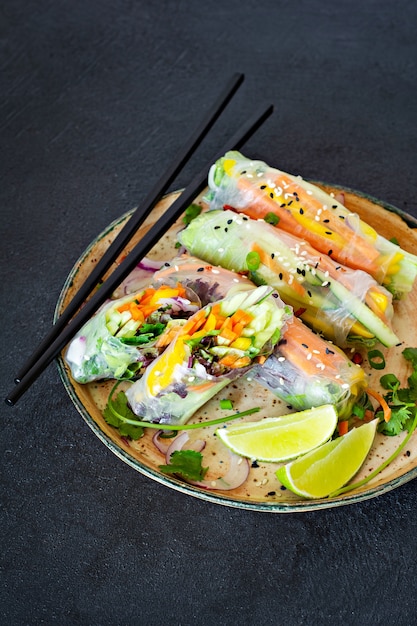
[338,421,349,436]
[367,387,392,422]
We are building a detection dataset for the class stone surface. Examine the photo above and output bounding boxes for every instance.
[1,1,417,624]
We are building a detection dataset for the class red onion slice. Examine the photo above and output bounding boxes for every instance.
[190,452,250,491]
[162,431,250,491]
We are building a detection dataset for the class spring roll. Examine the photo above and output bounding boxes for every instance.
[206,151,417,299]
[178,209,399,348]
[65,284,200,383]
[125,286,290,424]
[251,317,366,420]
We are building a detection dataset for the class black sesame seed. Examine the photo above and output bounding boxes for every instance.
[325,347,335,354]
[323,219,330,223]
[197,267,204,272]
[270,192,274,199]
[279,272,283,280]
[227,218,233,224]
[224,227,228,232]
[332,204,338,208]
[260,184,267,189]
[325,231,333,235]
[280,203,286,207]
[267,491,276,496]
[287,200,293,206]
[214,225,220,229]
[299,208,304,214]
[328,250,333,256]
[307,290,312,297]
[243,216,248,221]
[251,460,259,468]
[302,343,309,349]
[271,253,275,259]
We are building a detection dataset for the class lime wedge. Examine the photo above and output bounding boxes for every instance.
[276,419,378,499]
[216,404,338,462]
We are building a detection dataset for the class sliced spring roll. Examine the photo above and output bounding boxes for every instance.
[206,151,417,299]
[65,284,200,383]
[125,286,290,424]
[251,317,366,420]
[178,209,399,348]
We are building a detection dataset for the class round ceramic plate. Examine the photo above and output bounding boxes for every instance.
[56,186,417,512]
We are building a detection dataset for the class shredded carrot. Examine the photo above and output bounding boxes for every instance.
[367,387,392,422]
[181,309,207,335]
[338,420,349,436]
[256,355,267,365]
[218,327,237,343]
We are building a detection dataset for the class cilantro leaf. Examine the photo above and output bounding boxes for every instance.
[377,347,417,436]
[159,449,208,481]
[103,391,144,440]
[377,406,415,436]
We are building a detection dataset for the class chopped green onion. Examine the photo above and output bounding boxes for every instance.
[264,212,280,226]
[246,251,261,271]
[367,349,386,370]
[220,399,233,410]
[183,203,202,225]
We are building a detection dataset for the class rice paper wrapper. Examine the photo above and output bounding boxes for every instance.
[126,286,292,424]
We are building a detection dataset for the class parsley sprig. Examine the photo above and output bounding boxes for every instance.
[377,347,417,436]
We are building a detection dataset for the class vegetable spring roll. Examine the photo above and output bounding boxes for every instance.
[206,151,417,299]
[178,209,399,348]
[251,317,366,420]
[125,286,290,424]
[65,284,200,383]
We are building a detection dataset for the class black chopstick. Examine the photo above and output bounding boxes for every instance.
[13,72,245,385]
[5,102,273,406]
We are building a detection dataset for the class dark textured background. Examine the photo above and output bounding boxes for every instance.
[2,1,417,624]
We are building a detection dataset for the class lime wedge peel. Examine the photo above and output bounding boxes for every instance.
[276,419,378,499]
[216,404,338,463]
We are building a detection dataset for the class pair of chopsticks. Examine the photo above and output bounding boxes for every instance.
[5,72,273,406]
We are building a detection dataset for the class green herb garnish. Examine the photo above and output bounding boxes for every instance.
[103,390,144,440]
[376,348,417,436]
[264,212,280,226]
[159,450,208,481]
[183,203,202,225]
[367,349,386,370]
[246,251,261,271]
